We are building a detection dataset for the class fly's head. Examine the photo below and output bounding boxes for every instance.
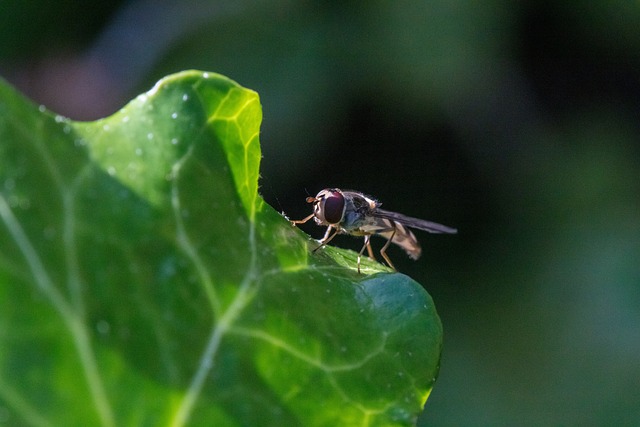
[306,188,346,226]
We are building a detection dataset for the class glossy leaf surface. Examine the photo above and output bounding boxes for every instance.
[0,71,442,426]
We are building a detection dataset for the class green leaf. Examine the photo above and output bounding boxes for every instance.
[0,70,442,426]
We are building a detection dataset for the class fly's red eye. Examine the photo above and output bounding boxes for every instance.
[322,191,345,224]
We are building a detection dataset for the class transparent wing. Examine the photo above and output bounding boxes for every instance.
[374,208,458,234]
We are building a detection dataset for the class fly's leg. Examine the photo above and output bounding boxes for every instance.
[366,238,375,259]
[356,235,372,274]
[312,226,339,253]
[380,224,397,271]
[290,212,315,226]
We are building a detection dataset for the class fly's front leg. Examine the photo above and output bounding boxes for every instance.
[312,226,339,253]
[380,224,397,271]
[290,212,315,227]
[356,235,373,274]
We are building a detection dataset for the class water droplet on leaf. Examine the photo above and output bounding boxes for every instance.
[96,320,110,335]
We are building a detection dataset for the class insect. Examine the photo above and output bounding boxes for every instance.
[291,188,457,273]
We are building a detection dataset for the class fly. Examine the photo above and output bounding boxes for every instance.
[291,188,457,273]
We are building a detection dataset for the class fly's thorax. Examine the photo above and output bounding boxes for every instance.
[337,192,375,230]
[340,208,362,231]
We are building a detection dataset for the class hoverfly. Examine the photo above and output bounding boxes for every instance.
[291,188,457,273]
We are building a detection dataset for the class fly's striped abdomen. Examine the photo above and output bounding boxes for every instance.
[377,219,422,260]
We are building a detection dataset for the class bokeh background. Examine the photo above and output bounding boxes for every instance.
[2,1,638,425]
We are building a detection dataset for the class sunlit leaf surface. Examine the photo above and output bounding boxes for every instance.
[0,71,442,426]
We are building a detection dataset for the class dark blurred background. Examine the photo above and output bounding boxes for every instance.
[2,1,638,424]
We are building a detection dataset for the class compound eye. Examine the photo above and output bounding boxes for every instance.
[321,190,345,224]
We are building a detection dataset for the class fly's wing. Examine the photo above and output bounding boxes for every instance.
[374,208,458,234]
